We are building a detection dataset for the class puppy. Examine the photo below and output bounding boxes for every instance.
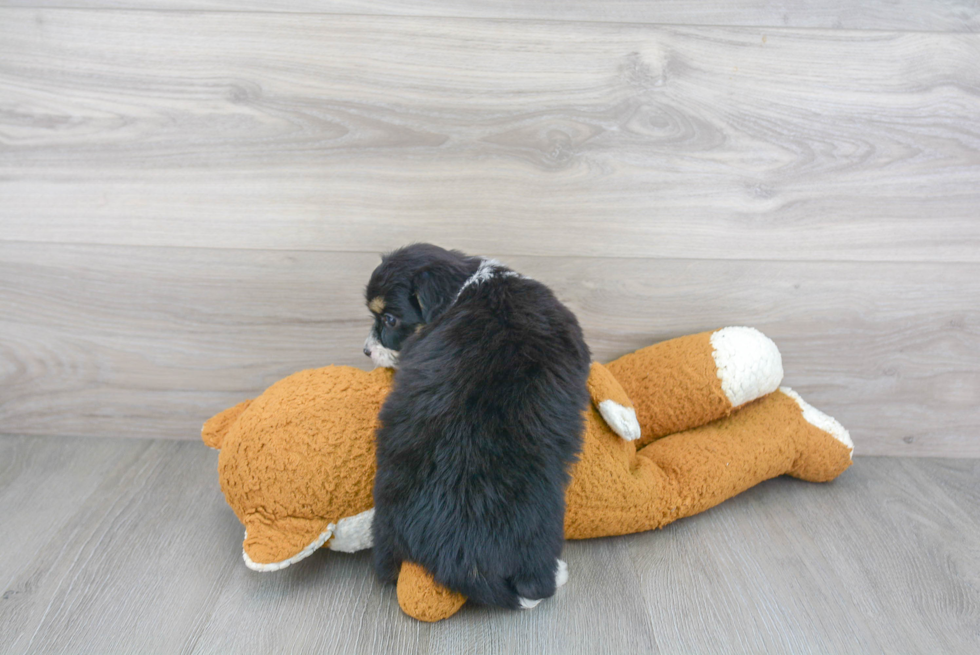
[365,244,590,609]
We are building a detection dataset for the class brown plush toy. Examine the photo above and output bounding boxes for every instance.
[203,327,852,622]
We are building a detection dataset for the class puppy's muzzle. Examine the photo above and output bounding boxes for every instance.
[363,332,399,369]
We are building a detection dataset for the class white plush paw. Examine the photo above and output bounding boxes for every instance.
[327,508,375,553]
[555,559,569,588]
[598,400,641,441]
[710,326,783,408]
[781,387,854,456]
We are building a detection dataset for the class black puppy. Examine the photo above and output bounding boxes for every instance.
[365,244,591,609]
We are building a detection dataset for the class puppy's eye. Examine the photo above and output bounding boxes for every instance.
[383,313,399,328]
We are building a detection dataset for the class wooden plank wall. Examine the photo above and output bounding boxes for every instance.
[1,3,978,456]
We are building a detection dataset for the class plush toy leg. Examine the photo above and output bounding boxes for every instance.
[396,561,467,622]
[606,328,783,447]
[635,389,853,523]
[778,387,854,482]
[565,388,851,539]
[588,362,641,441]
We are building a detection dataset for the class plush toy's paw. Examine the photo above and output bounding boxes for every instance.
[711,326,783,408]
[598,400,641,441]
[588,361,641,441]
[780,387,853,453]
[778,387,854,483]
[327,508,375,553]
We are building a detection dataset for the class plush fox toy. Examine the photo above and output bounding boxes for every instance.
[203,328,852,622]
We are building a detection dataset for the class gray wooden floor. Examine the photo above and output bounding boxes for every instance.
[0,434,977,654]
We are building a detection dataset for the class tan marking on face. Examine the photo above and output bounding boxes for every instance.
[415,324,425,334]
[369,297,385,314]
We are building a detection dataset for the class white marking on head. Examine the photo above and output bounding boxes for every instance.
[453,258,525,305]
[364,332,399,369]
[517,559,568,609]
[455,258,501,300]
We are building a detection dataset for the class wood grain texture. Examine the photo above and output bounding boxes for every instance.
[2,10,979,262]
[0,435,150,595]
[1,436,977,653]
[0,437,240,653]
[627,456,980,653]
[0,1,977,33]
[2,244,977,455]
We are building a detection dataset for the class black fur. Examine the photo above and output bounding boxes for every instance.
[366,244,591,609]
[364,244,482,354]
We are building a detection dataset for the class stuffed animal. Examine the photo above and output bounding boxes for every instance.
[203,327,852,622]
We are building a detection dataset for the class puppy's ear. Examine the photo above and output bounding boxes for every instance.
[411,268,454,323]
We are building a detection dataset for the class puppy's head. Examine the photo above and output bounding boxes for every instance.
[363,244,480,368]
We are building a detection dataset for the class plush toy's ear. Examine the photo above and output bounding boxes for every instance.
[202,399,252,449]
[241,515,334,572]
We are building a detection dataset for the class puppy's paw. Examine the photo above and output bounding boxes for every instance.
[517,560,568,609]
[518,597,543,610]
[555,559,569,588]
[598,400,641,441]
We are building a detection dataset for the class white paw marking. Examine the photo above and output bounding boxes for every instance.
[517,559,568,609]
[598,400,641,441]
[518,596,542,610]
[711,327,783,408]
[555,559,569,588]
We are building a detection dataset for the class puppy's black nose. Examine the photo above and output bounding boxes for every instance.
[363,346,372,357]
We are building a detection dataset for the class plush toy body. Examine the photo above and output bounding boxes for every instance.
[203,328,852,622]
